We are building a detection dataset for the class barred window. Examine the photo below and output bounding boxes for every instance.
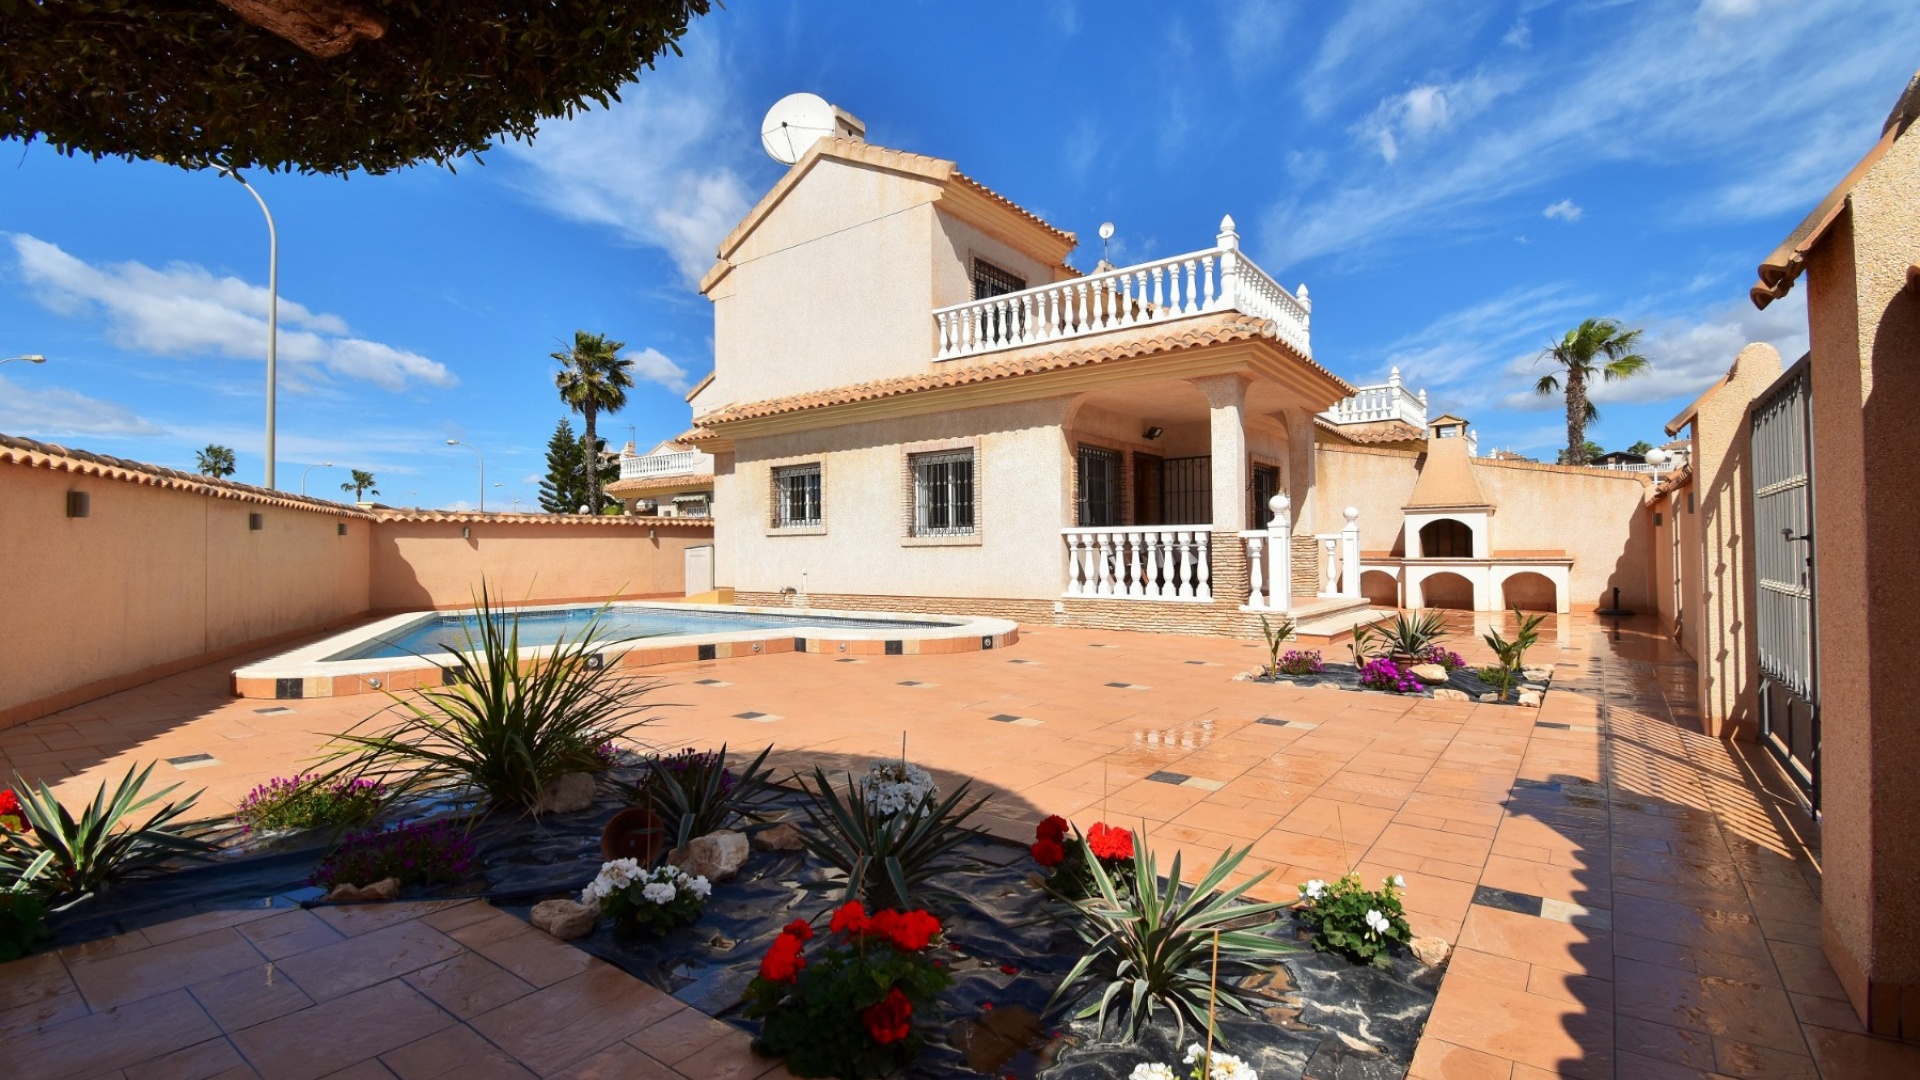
[972,259,1026,300]
[912,450,976,536]
[773,464,822,528]
[1076,445,1122,527]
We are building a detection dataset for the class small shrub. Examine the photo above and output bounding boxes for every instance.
[580,858,709,934]
[797,765,985,912]
[312,820,475,889]
[1257,614,1296,677]
[1030,816,1136,901]
[744,903,953,1078]
[1483,606,1547,672]
[1374,610,1450,658]
[1423,646,1466,672]
[235,774,385,834]
[0,765,214,903]
[1050,829,1295,1042]
[1356,658,1424,694]
[618,744,777,855]
[0,848,55,961]
[1477,665,1518,699]
[1295,873,1411,968]
[1276,650,1326,677]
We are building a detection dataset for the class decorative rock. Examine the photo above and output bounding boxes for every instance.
[1522,667,1552,682]
[531,898,598,940]
[1316,681,1345,690]
[324,877,400,902]
[1516,690,1543,708]
[1478,692,1502,704]
[1521,683,1546,693]
[537,772,597,815]
[1410,936,1451,968]
[752,822,805,852]
[669,829,750,882]
[1408,663,1449,685]
[1431,688,1470,702]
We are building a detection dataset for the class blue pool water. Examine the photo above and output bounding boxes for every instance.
[326,605,961,662]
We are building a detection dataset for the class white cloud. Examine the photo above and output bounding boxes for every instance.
[1543,198,1583,222]
[1358,77,1504,164]
[0,375,165,438]
[1502,18,1531,48]
[624,346,693,394]
[8,236,454,392]
[498,30,756,285]
[1356,283,1594,412]
[1220,0,1292,80]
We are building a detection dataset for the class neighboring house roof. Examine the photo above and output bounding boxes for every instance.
[0,432,373,516]
[702,137,1077,294]
[1427,413,1469,427]
[1752,68,1919,308]
[1315,417,1426,445]
[1405,440,1490,509]
[1654,464,1694,497]
[685,312,1350,431]
[605,472,716,497]
[1665,371,1732,436]
[683,371,715,404]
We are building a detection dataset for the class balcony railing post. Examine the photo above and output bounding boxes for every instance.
[1267,494,1291,613]
[1341,506,1361,599]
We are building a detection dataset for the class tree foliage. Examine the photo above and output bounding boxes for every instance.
[536,417,616,514]
[552,331,633,514]
[341,469,378,500]
[194,444,237,478]
[0,1,713,176]
[1534,318,1650,467]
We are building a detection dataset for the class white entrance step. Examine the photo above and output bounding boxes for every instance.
[1288,597,1390,645]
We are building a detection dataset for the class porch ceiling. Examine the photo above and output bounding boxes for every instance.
[1071,374,1323,425]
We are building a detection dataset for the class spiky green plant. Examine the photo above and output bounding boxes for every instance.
[0,765,214,904]
[326,588,653,815]
[1373,609,1451,658]
[796,766,987,912]
[1477,664,1519,699]
[1257,614,1296,677]
[0,848,56,960]
[614,744,780,854]
[1483,606,1548,672]
[1047,829,1297,1043]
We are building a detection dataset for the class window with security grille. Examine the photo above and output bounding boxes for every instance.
[972,259,1027,299]
[772,464,822,528]
[912,450,976,536]
[1076,445,1122,527]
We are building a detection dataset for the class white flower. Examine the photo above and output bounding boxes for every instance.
[686,875,712,898]
[1183,1044,1208,1064]
[1208,1053,1257,1080]
[1391,874,1406,889]
[641,882,677,905]
[1303,879,1327,900]
[1129,1065,1178,1080]
[1364,909,1390,935]
[859,759,939,817]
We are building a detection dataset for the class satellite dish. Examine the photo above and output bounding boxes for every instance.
[761,93,839,165]
[1098,222,1115,240]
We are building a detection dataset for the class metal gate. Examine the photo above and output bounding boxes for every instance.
[1751,356,1819,807]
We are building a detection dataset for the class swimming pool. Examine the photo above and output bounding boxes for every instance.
[327,606,962,661]
[232,600,1019,700]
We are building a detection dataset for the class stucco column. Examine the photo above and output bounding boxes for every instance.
[1191,374,1251,531]
[1283,407,1316,533]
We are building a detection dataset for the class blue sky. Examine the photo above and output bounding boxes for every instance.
[2,0,1913,508]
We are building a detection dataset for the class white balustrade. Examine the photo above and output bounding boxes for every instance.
[1062,526,1213,602]
[933,216,1310,362]
[619,450,701,480]
[1237,493,1295,613]
[1320,366,1429,430]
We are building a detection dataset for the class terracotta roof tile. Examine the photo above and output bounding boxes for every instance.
[1405,438,1490,509]
[0,432,373,516]
[695,313,1346,428]
[605,472,716,496]
[1316,418,1426,445]
[365,509,700,527]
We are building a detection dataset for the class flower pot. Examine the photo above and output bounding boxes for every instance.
[600,806,666,865]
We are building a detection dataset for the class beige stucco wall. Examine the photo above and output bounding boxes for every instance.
[1648,475,1702,665]
[1802,119,1920,1031]
[367,519,713,612]
[0,463,369,726]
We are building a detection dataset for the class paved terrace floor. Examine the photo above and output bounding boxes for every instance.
[3,613,1917,1079]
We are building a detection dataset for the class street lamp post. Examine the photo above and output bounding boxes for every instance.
[301,461,335,496]
[0,354,48,365]
[220,169,278,489]
[447,439,485,512]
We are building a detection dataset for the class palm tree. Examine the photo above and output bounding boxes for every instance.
[1535,318,1651,466]
[194,444,236,478]
[551,331,634,513]
[341,469,379,501]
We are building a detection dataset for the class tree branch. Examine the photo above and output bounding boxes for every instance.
[215,0,387,58]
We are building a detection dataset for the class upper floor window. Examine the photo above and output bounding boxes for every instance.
[912,450,976,536]
[773,464,822,528]
[972,259,1027,300]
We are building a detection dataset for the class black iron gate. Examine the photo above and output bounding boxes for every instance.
[1751,356,1819,808]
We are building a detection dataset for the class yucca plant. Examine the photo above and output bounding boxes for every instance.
[1483,606,1548,672]
[1373,609,1451,659]
[1048,829,1296,1043]
[0,765,215,905]
[1257,614,1296,677]
[614,744,780,853]
[325,588,654,815]
[796,765,987,912]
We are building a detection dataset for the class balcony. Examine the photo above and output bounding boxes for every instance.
[619,449,700,481]
[1322,367,1427,429]
[930,216,1310,362]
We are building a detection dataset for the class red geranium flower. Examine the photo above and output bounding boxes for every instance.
[1086,823,1134,862]
[830,901,871,936]
[781,919,814,942]
[759,932,806,983]
[1035,814,1069,843]
[872,909,941,951]
[862,987,913,1045]
[0,789,25,834]
[1029,838,1065,868]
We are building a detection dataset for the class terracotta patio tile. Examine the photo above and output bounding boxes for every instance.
[122,1035,260,1080]
[228,979,455,1080]
[1455,904,1611,979]
[624,1006,735,1065]
[67,927,268,1013]
[6,988,221,1080]
[1407,1037,1514,1079]
[1613,956,1805,1055]
[274,918,467,1002]
[1802,1023,1920,1079]
[235,910,349,962]
[467,962,680,1077]
[188,963,315,1032]
[0,987,91,1040]
[446,914,595,989]
[544,1043,678,1080]
[1420,972,1613,1079]
[0,949,76,1012]
[379,1025,536,1080]
[401,952,539,1020]
[669,1030,783,1080]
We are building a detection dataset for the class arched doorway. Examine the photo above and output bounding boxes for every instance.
[1360,570,1400,608]
[1502,571,1557,613]
[1418,518,1474,558]
[1420,571,1474,610]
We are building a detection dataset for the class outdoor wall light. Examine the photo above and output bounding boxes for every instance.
[249,513,264,531]
[1143,426,1165,440]
[367,678,382,690]
[461,525,472,539]
[337,522,348,536]
[66,491,90,518]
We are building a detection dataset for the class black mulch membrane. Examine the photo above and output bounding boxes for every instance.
[1255,659,1552,704]
[46,778,1440,1080]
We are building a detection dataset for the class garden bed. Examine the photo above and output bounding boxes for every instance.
[1253,658,1552,704]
